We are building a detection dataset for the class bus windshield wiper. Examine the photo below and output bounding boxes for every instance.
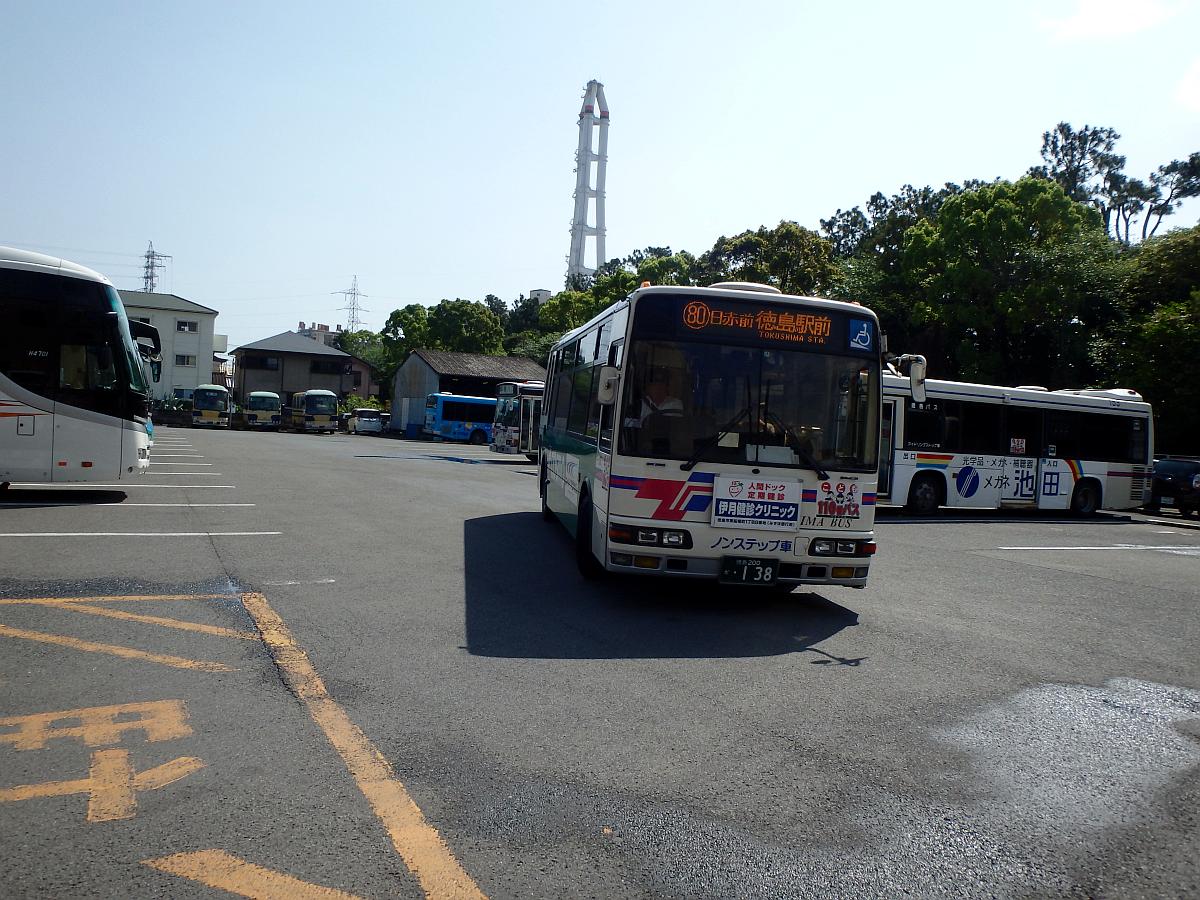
[680,407,750,471]
[763,411,830,480]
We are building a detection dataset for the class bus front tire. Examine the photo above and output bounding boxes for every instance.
[469,430,487,445]
[1070,481,1101,516]
[576,494,605,580]
[906,474,942,516]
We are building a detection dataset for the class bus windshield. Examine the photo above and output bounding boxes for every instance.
[619,339,878,471]
[305,394,337,414]
[193,389,228,411]
[246,395,279,411]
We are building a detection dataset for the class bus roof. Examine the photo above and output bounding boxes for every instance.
[553,283,880,350]
[296,389,337,397]
[0,245,111,285]
[882,372,1152,414]
[196,383,229,392]
[428,393,495,402]
[248,391,280,398]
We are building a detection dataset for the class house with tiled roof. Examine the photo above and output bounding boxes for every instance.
[392,349,545,434]
[232,331,379,404]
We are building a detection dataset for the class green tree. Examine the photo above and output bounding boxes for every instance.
[537,290,599,332]
[903,176,1115,386]
[507,294,543,334]
[482,293,509,331]
[694,222,839,294]
[426,299,504,353]
[333,329,389,371]
[381,304,430,360]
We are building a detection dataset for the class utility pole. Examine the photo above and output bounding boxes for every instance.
[333,276,369,332]
[141,241,171,292]
[567,80,609,282]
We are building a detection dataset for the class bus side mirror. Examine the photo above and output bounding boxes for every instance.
[909,357,927,404]
[150,359,162,382]
[596,366,620,406]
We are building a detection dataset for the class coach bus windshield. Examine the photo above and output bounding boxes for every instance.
[619,339,878,472]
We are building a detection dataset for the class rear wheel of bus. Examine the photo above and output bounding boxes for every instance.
[906,473,943,515]
[1070,480,1101,516]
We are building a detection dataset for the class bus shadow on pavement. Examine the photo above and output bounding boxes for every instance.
[0,488,128,508]
[463,512,860,660]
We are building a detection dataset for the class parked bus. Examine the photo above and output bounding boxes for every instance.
[287,389,338,433]
[424,393,496,444]
[491,380,544,460]
[192,383,232,428]
[541,282,886,587]
[242,391,281,429]
[1,246,156,487]
[880,367,1153,514]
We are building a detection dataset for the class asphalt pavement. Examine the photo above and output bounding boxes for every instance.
[1,425,1197,899]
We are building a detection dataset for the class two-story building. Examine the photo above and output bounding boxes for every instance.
[118,290,227,402]
[232,331,378,405]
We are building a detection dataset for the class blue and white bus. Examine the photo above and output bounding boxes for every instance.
[424,393,497,444]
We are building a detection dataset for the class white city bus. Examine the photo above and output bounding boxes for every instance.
[881,366,1153,514]
[0,246,156,487]
[540,282,887,588]
[491,380,544,461]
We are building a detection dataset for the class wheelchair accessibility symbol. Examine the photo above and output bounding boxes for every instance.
[849,319,874,351]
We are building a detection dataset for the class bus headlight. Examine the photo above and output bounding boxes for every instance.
[609,524,692,548]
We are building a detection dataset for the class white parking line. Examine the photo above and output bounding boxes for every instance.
[997,544,1200,551]
[0,532,280,538]
[0,502,255,508]
[141,473,225,477]
[148,462,214,466]
[152,454,205,458]
[262,578,337,586]
[9,484,236,489]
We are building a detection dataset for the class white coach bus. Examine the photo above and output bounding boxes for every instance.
[540,282,888,588]
[0,246,157,487]
[880,365,1153,515]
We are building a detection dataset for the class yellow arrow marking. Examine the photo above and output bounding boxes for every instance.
[0,594,228,605]
[144,850,363,899]
[242,592,486,899]
[0,624,232,672]
[39,601,257,640]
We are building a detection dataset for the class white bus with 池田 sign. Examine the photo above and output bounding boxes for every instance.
[540,282,895,589]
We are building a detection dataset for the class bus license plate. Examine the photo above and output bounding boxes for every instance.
[719,557,778,585]
[1161,496,1175,506]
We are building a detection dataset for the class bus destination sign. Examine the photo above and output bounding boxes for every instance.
[682,300,831,346]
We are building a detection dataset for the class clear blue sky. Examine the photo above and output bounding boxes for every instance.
[4,0,1198,350]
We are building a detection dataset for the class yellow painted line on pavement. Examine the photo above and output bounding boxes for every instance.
[0,624,233,672]
[241,592,486,900]
[44,602,258,640]
[0,594,228,605]
[144,850,363,899]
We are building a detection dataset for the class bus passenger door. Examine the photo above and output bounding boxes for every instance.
[878,400,895,500]
[520,396,540,454]
[0,295,57,483]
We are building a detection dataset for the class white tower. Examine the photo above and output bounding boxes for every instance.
[567,80,609,280]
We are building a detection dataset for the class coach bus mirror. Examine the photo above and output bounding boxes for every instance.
[596,365,620,406]
[910,357,928,404]
[150,359,162,382]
